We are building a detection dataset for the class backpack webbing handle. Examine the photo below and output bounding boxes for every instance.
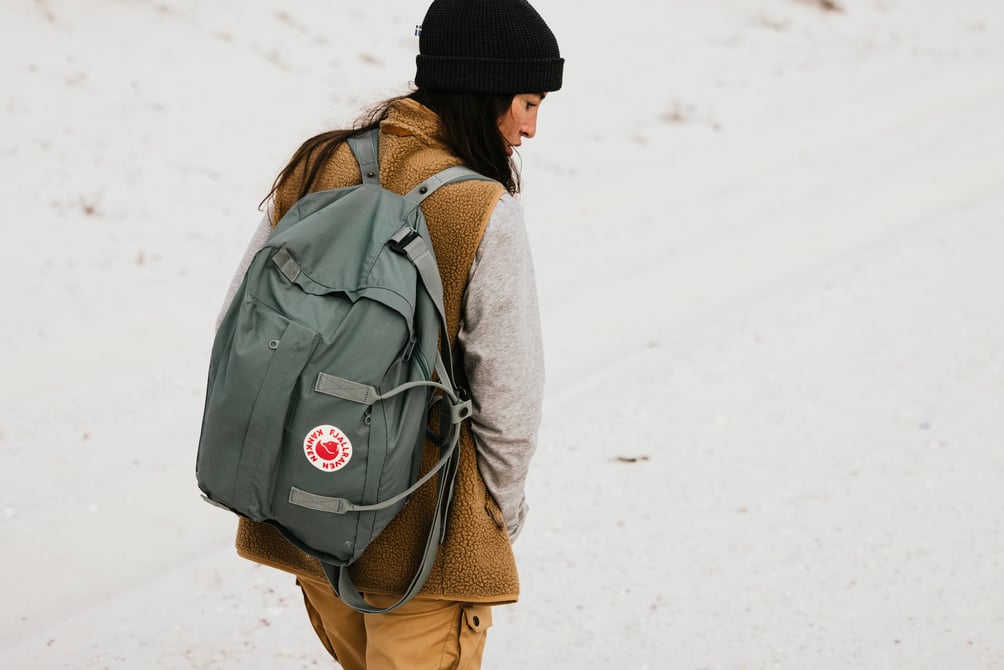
[320,425,461,614]
[348,130,380,185]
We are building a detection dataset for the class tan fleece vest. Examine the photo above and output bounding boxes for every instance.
[234,99,518,603]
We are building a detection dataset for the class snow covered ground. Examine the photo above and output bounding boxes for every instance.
[1,0,1002,667]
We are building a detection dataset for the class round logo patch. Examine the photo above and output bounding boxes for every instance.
[303,425,353,472]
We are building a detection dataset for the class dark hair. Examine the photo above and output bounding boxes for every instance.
[412,89,519,194]
[263,89,518,208]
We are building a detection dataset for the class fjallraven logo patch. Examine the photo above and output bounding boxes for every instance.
[303,425,353,472]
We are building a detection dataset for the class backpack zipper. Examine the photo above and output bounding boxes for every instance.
[414,348,431,381]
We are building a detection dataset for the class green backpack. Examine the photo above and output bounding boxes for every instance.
[196,129,491,613]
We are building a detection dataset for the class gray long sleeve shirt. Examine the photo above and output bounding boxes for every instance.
[218,193,544,542]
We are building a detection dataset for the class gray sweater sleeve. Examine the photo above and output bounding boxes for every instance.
[458,194,545,544]
[216,196,545,543]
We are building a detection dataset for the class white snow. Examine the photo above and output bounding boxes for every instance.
[2,0,1002,668]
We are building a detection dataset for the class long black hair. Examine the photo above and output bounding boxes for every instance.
[264,89,518,208]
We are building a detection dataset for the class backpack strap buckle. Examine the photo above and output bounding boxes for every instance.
[388,227,420,255]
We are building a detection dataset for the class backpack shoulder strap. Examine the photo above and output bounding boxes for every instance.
[396,165,496,396]
[404,165,495,204]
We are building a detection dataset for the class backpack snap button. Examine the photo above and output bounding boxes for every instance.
[268,339,279,350]
[419,186,428,194]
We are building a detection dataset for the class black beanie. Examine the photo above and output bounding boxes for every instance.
[415,0,564,94]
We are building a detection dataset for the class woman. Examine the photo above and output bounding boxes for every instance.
[221,0,563,668]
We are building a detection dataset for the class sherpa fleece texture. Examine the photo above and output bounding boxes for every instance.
[235,98,523,603]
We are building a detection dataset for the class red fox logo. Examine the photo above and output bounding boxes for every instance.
[303,425,353,472]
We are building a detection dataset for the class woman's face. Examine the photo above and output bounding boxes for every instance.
[498,93,546,156]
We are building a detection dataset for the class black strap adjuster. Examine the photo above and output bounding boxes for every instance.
[388,229,420,255]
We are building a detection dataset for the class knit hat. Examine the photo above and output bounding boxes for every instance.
[415,0,564,94]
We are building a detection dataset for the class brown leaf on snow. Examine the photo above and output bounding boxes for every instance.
[613,455,650,463]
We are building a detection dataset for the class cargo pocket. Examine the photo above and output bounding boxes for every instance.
[457,604,492,669]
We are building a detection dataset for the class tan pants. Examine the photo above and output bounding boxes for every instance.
[298,577,493,670]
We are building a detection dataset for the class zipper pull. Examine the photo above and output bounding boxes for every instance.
[402,336,417,362]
